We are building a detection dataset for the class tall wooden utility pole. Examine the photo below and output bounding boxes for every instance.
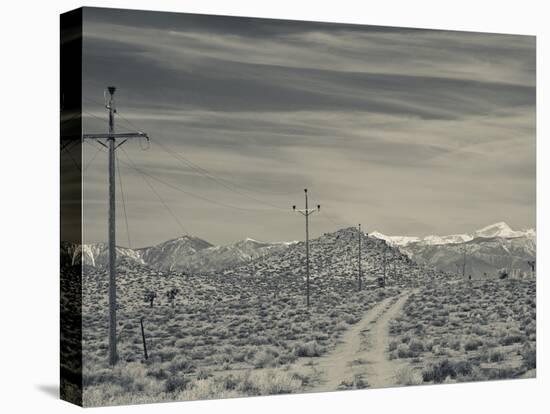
[293,189,320,308]
[358,224,362,291]
[83,87,148,365]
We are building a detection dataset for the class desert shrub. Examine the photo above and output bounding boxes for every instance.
[522,347,536,370]
[395,366,423,386]
[164,375,191,393]
[226,370,304,395]
[168,356,195,374]
[338,374,368,390]
[251,370,304,394]
[397,343,412,358]
[409,340,425,353]
[424,340,434,352]
[293,341,323,357]
[453,360,473,377]
[500,332,524,346]
[487,367,520,380]
[196,368,212,380]
[422,359,456,383]
[157,347,179,361]
[146,366,169,380]
[83,368,118,387]
[464,338,483,351]
[388,340,398,352]
[335,321,349,332]
[174,337,194,349]
[253,347,279,368]
[488,350,505,363]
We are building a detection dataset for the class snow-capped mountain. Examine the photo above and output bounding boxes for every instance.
[372,222,535,277]
[68,243,145,268]
[472,222,533,239]
[174,238,298,273]
[136,235,214,270]
[63,235,297,273]
[372,222,534,247]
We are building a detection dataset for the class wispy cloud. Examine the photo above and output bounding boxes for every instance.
[81,8,535,246]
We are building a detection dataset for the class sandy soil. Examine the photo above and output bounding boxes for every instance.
[303,291,411,391]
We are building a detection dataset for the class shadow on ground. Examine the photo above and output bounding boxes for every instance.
[36,384,59,399]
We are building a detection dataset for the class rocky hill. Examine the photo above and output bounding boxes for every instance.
[224,227,450,287]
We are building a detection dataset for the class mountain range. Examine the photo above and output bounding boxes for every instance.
[371,222,535,277]
[371,222,534,246]
[62,222,535,279]
[64,236,297,273]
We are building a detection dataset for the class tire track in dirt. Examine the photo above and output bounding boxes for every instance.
[304,291,411,391]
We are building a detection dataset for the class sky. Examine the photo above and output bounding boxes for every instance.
[80,7,536,247]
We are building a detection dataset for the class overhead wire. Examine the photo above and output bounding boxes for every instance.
[114,109,299,198]
[119,147,189,235]
[82,99,361,228]
[149,137,289,210]
[119,147,289,213]
[83,144,103,173]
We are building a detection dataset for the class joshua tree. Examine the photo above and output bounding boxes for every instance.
[166,288,180,307]
[527,260,536,273]
[498,269,509,280]
[144,290,157,308]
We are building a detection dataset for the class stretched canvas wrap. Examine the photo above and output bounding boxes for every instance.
[60,7,536,407]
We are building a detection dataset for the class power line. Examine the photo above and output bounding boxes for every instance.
[120,147,189,235]
[119,150,288,213]
[83,143,103,173]
[84,99,363,229]
[87,140,294,214]
[149,136,289,210]
[93,104,295,203]
[114,109,299,198]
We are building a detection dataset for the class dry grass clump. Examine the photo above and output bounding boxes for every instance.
[337,374,368,390]
[179,369,306,400]
[395,366,423,385]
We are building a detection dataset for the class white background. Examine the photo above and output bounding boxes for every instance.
[0,0,548,412]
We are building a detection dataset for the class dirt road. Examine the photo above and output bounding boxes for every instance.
[303,292,411,391]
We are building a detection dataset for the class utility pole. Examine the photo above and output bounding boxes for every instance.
[293,189,320,308]
[83,87,149,365]
[358,224,362,291]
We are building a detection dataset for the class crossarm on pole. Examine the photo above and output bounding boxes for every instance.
[83,132,149,140]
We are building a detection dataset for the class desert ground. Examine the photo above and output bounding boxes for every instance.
[63,229,536,406]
